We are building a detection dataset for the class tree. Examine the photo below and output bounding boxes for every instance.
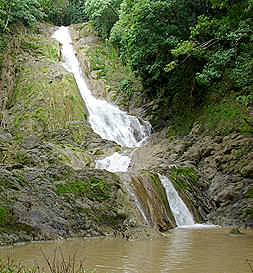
[110,0,209,90]
[0,0,45,32]
[166,0,253,94]
[39,0,87,25]
[85,0,122,38]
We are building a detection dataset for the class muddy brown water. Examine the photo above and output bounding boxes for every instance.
[1,227,253,273]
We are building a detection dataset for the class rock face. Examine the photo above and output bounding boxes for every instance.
[64,24,253,229]
[119,172,177,231]
[0,165,133,244]
[69,23,146,115]
[130,128,253,228]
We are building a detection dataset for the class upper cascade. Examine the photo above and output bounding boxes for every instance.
[52,26,151,148]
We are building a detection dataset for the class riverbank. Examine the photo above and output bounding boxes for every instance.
[1,228,253,273]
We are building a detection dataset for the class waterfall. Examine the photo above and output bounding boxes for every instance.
[52,26,151,149]
[52,26,197,229]
[159,174,195,226]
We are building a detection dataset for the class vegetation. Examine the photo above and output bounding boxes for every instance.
[39,0,88,26]
[0,0,45,32]
[169,167,199,190]
[1,0,252,134]
[85,0,122,38]
[0,205,7,225]
[0,0,88,33]
[83,0,253,133]
[0,256,95,273]
[55,177,111,201]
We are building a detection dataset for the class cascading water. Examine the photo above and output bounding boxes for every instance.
[95,151,132,173]
[53,26,198,229]
[52,26,151,150]
[159,174,195,226]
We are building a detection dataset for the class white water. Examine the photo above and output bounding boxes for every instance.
[52,26,151,149]
[52,26,202,228]
[159,174,195,226]
[95,151,131,172]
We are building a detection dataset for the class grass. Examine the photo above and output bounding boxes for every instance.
[0,248,96,273]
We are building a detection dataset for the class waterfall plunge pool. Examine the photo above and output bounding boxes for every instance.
[1,228,253,273]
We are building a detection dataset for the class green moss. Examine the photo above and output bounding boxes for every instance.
[98,213,126,227]
[232,149,250,159]
[230,228,242,234]
[32,107,47,125]
[242,208,253,217]
[166,107,199,136]
[14,133,24,143]
[55,177,111,201]
[20,33,59,61]
[10,63,87,135]
[0,178,19,190]
[0,206,8,225]
[15,152,32,165]
[94,150,104,156]
[168,167,198,190]
[245,189,253,198]
[14,115,25,128]
[146,171,170,208]
[58,152,71,163]
[114,146,121,152]
[21,40,40,52]
[14,175,25,183]
[199,98,250,135]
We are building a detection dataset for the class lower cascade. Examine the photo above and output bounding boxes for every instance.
[53,26,197,230]
[159,174,195,226]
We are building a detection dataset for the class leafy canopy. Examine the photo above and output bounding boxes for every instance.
[110,0,209,89]
[85,0,122,38]
[0,0,45,32]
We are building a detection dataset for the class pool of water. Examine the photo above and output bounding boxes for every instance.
[1,227,253,273]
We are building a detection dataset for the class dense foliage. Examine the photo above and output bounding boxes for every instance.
[85,0,122,38]
[110,0,211,88]
[0,0,87,32]
[169,0,253,93]
[0,0,45,32]
[39,0,87,26]
[0,0,252,132]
